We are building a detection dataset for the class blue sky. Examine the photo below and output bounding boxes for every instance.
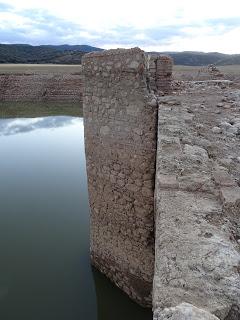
[0,0,240,53]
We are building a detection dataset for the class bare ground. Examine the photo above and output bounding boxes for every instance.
[173,65,240,82]
[0,64,82,74]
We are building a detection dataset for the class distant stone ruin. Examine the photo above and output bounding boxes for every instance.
[207,64,224,79]
[195,64,224,81]
[148,55,173,95]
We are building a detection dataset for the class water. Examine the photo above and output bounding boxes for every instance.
[0,112,152,320]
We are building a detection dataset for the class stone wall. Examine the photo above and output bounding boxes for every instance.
[147,56,173,95]
[156,56,173,95]
[153,85,240,319]
[0,73,82,102]
[83,47,240,319]
[82,48,160,306]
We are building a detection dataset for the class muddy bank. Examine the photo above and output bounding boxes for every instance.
[0,73,83,102]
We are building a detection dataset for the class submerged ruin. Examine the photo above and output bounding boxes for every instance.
[82,48,240,320]
[1,47,239,319]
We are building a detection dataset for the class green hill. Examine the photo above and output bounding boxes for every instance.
[42,44,103,52]
[162,51,228,66]
[0,44,239,66]
[151,51,236,66]
[0,44,100,64]
[216,54,240,65]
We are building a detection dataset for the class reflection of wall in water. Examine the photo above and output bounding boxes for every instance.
[92,267,152,320]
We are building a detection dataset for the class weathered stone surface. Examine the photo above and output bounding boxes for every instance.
[212,126,222,134]
[147,55,173,95]
[154,80,240,319]
[213,170,237,187]
[154,303,220,320]
[220,186,240,207]
[82,47,240,319]
[156,56,173,95]
[82,48,173,306]
[0,73,82,102]
[154,190,240,318]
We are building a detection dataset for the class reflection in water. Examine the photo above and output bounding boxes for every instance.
[93,267,152,320]
[0,116,78,136]
[0,114,152,320]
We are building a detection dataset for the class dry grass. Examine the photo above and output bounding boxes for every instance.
[0,64,82,74]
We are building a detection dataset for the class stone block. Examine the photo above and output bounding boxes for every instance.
[213,170,237,187]
[157,174,179,189]
[220,186,240,207]
[154,303,220,320]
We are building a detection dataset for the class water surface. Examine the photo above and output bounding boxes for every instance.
[0,111,152,320]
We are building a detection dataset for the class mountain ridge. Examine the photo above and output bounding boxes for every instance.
[0,44,239,65]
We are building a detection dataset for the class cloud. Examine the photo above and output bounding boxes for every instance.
[0,0,240,52]
[0,116,81,136]
[0,2,12,10]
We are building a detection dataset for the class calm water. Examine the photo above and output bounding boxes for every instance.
[0,113,152,320]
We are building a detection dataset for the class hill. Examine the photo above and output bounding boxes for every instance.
[216,54,240,66]
[0,44,239,66]
[151,51,240,66]
[161,51,228,66]
[150,51,240,66]
[0,44,101,64]
[42,44,103,52]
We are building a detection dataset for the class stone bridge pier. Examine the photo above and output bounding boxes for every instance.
[82,48,240,319]
[82,48,171,306]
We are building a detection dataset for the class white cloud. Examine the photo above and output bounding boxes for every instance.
[140,26,240,54]
[0,11,32,29]
[1,0,240,52]
[4,0,240,28]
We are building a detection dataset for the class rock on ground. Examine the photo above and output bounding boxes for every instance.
[154,303,220,320]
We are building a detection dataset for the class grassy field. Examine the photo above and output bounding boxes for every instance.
[0,64,82,74]
[0,102,83,118]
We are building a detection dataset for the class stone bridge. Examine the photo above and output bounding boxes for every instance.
[82,48,240,320]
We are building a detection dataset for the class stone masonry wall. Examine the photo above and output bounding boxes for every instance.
[0,73,82,102]
[153,86,240,319]
[82,48,159,306]
[83,47,239,319]
[156,56,173,95]
[147,56,173,95]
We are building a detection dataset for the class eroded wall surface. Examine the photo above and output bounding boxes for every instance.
[82,47,240,319]
[148,56,173,95]
[0,73,82,102]
[82,48,158,306]
[154,84,240,319]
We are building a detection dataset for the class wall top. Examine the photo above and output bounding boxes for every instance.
[82,47,144,60]
[82,47,148,78]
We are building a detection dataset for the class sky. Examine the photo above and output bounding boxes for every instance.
[0,0,240,53]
